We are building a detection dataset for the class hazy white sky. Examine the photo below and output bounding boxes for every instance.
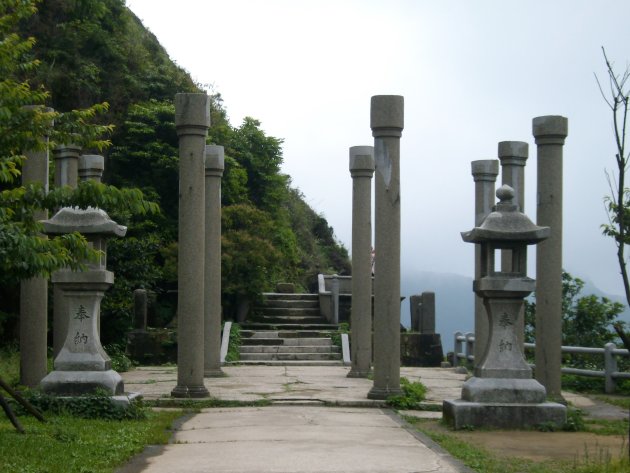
[127,0,630,297]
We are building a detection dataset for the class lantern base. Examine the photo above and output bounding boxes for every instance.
[40,369,124,396]
[443,398,566,430]
[461,377,547,403]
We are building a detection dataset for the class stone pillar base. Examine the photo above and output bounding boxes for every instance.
[204,368,225,378]
[171,384,210,398]
[442,399,566,430]
[367,385,402,400]
[40,369,123,396]
[347,369,371,379]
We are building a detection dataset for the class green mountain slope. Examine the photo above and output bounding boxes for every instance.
[0,0,350,344]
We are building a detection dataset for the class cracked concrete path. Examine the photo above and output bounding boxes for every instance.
[117,406,466,473]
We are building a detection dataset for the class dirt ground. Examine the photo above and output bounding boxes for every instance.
[419,420,629,463]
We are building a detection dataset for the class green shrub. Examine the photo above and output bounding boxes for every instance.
[225,323,241,362]
[386,377,428,409]
[14,389,147,420]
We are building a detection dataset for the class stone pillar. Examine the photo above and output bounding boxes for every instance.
[498,142,528,348]
[533,115,568,399]
[368,95,404,399]
[52,144,80,357]
[204,145,224,377]
[171,93,210,398]
[19,115,51,387]
[133,289,148,331]
[54,145,80,188]
[347,145,374,379]
[79,154,105,335]
[471,160,499,368]
[409,294,421,332]
[79,154,105,182]
[419,292,435,334]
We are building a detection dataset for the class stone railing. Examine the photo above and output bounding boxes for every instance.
[317,274,352,323]
[453,331,630,393]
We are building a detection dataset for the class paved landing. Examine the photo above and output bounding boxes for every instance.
[122,365,467,407]
[117,405,465,473]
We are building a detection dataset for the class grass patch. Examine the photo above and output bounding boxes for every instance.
[583,418,630,436]
[0,409,182,473]
[595,395,630,410]
[147,398,272,409]
[406,417,630,473]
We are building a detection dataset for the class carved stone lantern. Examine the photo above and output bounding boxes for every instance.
[39,207,127,396]
[443,185,566,429]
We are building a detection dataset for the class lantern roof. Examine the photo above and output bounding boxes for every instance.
[461,185,549,244]
[42,207,127,237]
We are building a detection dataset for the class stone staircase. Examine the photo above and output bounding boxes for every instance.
[239,293,342,365]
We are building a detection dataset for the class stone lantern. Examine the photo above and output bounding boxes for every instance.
[39,207,127,395]
[443,185,566,429]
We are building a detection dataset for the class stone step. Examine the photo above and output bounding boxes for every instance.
[240,330,336,339]
[241,337,334,347]
[252,307,322,317]
[230,360,344,366]
[256,299,319,309]
[249,315,328,325]
[241,323,338,331]
[239,352,342,362]
[262,292,319,301]
[240,345,340,354]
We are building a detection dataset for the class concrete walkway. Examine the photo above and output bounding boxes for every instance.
[118,365,625,472]
[119,366,469,473]
[118,405,466,473]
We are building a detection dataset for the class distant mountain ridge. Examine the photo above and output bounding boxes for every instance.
[401,270,630,353]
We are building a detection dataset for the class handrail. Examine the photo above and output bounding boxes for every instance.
[453,332,629,393]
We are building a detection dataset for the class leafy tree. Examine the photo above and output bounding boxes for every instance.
[0,0,158,343]
[221,204,284,318]
[596,48,630,347]
[0,0,157,285]
[525,271,625,367]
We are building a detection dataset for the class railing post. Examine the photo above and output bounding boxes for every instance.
[453,331,463,367]
[465,332,475,366]
[331,275,340,325]
[604,342,617,394]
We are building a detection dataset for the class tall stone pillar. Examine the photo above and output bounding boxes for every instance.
[347,145,374,379]
[171,93,210,398]
[19,115,52,387]
[471,160,499,368]
[368,95,404,399]
[79,155,105,182]
[52,144,80,357]
[79,154,105,336]
[204,145,224,377]
[533,115,568,399]
[498,142,528,347]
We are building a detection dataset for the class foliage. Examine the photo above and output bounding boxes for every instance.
[386,377,428,409]
[0,0,158,288]
[225,322,241,362]
[0,343,20,386]
[596,48,630,352]
[525,272,625,368]
[14,388,146,420]
[103,343,133,372]
[0,0,351,346]
[0,409,182,473]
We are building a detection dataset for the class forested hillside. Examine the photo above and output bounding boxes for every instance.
[0,0,349,345]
